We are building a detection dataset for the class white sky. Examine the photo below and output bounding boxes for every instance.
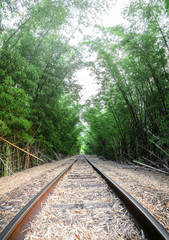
[103,0,129,27]
[76,69,99,104]
[2,0,130,104]
[76,0,131,104]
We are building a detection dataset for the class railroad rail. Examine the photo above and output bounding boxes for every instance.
[0,158,78,240]
[0,155,169,240]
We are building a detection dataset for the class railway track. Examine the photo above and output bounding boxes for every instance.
[0,157,76,233]
[0,156,169,240]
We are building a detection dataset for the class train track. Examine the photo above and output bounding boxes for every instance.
[0,156,169,240]
[0,157,76,233]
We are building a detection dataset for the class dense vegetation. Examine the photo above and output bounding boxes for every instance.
[0,0,110,176]
[0,0,168,176]
[82,0,169,170]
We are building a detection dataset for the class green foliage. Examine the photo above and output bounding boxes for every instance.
[0,75,32,137]
[0,0,168,173]
[0,0,92,160]
[82,0,169,165]
[164,0,169,12]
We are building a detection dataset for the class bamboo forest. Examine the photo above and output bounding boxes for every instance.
[0,0,169,177]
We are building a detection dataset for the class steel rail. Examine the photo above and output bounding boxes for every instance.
[0,157,78,240]
[85,156,169,240]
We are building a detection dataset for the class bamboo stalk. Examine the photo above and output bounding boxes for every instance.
[133,160,169,174]
[150,140,169,157]
[27,153,30,169]
[142,156,159,167]
[0,157,14,175]
[139,144,166,164]
[0,137,44,162]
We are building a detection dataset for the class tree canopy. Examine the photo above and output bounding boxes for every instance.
[0,0,111,175]
[82,0,169,170]
[0,0,169,176]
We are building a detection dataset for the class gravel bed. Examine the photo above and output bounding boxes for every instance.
[0,157,76,233]
[87,156,169,232]
[24,157,144,240]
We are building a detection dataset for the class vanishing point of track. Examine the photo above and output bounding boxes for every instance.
[0,156,169,240]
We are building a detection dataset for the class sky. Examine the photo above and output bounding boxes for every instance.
[2,0,131,104]
[76,69,99,104]
[76,0,131,104]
